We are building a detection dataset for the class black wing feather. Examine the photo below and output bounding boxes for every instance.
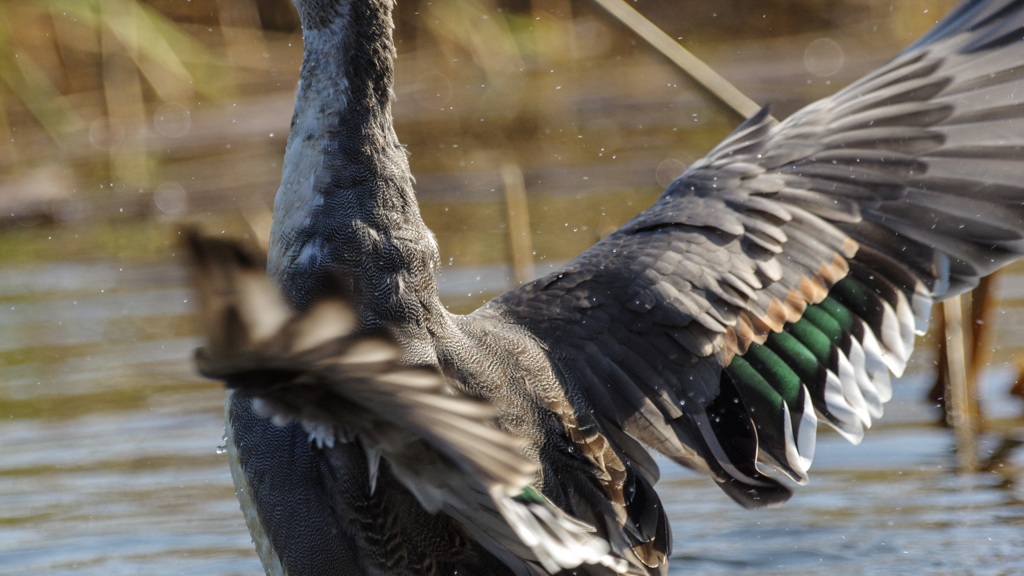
[480,0,1024,508]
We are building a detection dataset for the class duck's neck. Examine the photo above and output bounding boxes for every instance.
[270,0,446,353]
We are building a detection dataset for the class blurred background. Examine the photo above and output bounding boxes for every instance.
[0,0,962,273]
[3,1,1024,575]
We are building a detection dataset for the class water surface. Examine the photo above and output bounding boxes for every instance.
[2,238,1022,575]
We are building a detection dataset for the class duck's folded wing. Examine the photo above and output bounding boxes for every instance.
[481,0,1024,508]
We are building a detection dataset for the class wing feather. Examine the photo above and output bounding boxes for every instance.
[480,0,1024,508]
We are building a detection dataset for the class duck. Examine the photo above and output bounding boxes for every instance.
[187,0,1024,574]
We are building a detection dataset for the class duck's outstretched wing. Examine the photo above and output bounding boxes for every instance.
[482,0,1024,509]
[185,231,634,576]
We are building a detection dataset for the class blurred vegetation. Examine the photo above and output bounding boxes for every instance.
[0,0,231,137]
[0,0,957,257]
[0,0,244,229]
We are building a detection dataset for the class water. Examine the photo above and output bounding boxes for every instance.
[0,257,259,575]
[2,237,1022,575]
[664,404,1024,575]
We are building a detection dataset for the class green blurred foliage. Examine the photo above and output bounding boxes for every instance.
[0,0,232,144]
[0,0,957,247]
